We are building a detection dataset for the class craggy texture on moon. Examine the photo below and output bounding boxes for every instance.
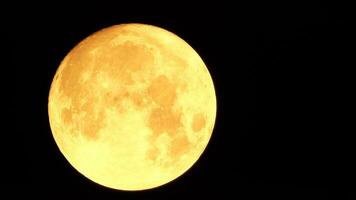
[48,24,216,190]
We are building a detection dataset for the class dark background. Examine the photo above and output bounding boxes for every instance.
[3,1,352,199]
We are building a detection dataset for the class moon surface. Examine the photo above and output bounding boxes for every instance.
[48,23,216,190]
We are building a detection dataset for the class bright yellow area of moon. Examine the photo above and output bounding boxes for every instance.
[48,23,216,190]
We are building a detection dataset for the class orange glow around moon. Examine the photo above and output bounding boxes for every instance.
[48,23,217,190]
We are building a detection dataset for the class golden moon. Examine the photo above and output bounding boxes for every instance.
[48,23,216,190]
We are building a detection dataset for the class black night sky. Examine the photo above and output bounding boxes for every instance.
[4,1,353,199]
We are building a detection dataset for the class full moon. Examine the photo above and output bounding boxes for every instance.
[48,23,216,190]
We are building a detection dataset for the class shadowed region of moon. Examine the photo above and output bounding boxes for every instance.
[48,23,216,190]
[148,107,182,137]
[148,75,177,107]
[192,113,206,132]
